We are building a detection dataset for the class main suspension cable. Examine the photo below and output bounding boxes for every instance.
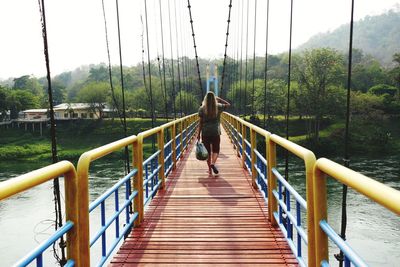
[37,0,66,265]
[220,0,233,96]
[187,0,203,101]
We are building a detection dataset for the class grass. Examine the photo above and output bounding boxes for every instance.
[0,118,168,164]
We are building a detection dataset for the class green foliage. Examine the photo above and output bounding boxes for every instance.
[293,48,345,140]
[368,84,397,96]
[6,89,41,118]
[13,75,43,96]
[77,82,110,118]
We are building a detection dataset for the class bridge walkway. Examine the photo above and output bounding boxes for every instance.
[110,128,298,266]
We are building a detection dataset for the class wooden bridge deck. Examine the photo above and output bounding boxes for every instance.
[110,129,298,266]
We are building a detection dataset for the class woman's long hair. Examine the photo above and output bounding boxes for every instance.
[202,91,218,119]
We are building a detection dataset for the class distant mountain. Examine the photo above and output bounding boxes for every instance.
[297,10,400,66]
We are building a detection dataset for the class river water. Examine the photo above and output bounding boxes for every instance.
[0,156,399,266]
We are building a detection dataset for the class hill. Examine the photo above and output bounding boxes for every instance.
[297,10,400,66]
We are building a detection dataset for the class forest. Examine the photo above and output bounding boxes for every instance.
[1,46,399,156]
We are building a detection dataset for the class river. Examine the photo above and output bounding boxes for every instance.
[0,155,399,266]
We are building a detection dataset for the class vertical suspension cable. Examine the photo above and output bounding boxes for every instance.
[236,0,242,114]
[101,0,124,127]
[263,0,270,128]
[239,0,244,115]
[174,0,183,117]
[144,0,156,130]
[284,0,294,182]
[244,0,250,117]
[115,0,130,174]
[167,0,177,119]
[220,0,233,96]
[178,0,186,115]
[37,0,66,265]
[187,0,204,101]
[251,0,257,116]
[337,0,355,266]
[158,0,169,121]
[153,0,165,123]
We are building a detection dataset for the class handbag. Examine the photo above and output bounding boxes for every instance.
[195,141,209,161]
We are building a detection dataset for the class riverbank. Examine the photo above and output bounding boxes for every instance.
[0,118,167,166]
[1,116,399,166]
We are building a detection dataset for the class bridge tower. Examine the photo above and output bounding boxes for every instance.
[206,64,219,96]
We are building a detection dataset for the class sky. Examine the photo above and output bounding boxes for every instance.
[0,0,399,80]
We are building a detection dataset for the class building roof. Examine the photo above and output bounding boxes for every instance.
[54,103,92,110]
[23,109,48,113]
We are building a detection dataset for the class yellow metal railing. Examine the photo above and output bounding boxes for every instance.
[222,112,316,267]
[76,113,198,266]
[0,161,83,266]
[222,112,400,267]
[0,114,198,266]
[313,158,400,265]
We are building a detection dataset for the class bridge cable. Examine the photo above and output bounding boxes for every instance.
[235,1,241,115]
[37,0,67,265]
[102,0,132,182]
[336,0,355,265]
[115,0,131,175]
[177,0,185,116]
[167,0,177,119]
[156,0,169,122]
[181,2,190,115]
[263,0,270,129]
[144,0,156,132]
[220,0,233,96]
[173,0,183,117]
[284,0,294,183]
[101,0,124,129]
[244,0,250,117]
[251,0,257,116]
[187,0,204,101]
[239,0,244,114]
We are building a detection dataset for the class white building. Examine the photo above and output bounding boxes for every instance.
[54,103,98,119]
[20,109,48,120]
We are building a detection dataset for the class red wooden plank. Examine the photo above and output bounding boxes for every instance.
[110,128,298,266]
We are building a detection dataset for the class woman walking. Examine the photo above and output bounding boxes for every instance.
[197,91,231,174]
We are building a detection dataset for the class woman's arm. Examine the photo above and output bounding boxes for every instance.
[216,96,231,107]
[197,117,203,140]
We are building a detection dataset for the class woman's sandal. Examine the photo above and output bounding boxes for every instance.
[210,164,219,174]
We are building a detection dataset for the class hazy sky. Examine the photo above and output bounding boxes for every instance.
[0,0,399,80]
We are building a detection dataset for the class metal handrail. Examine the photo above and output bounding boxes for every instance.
[0,161,81,266]
[313,158,400,266]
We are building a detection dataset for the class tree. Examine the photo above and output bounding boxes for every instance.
[0,86,9,120]
[13,75,43,96]
[77,82,109,118]
[254,79,286,119]
[6,90,40,119]
[294,48,345,141]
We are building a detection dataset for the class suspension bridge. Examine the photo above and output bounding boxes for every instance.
[0,0,399,266]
